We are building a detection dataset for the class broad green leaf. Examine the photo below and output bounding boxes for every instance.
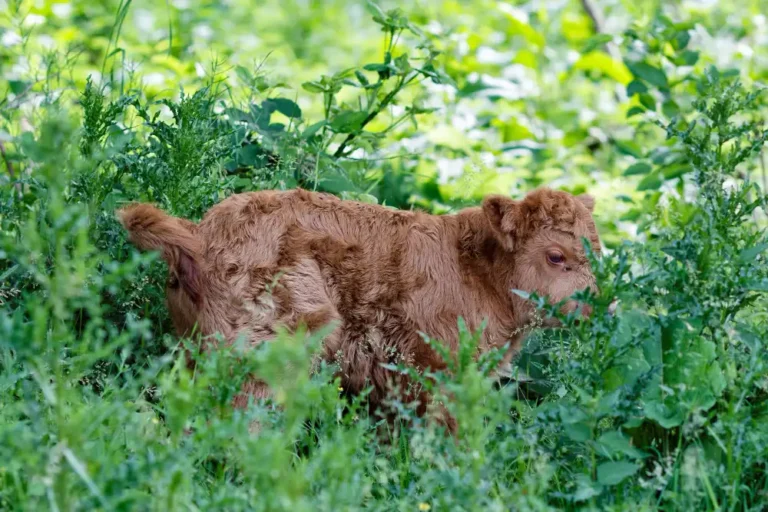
[626,80,648,96]
[597,461,639,486]
[627,61,669,88]
[662,164,691,180]
[302,121,326,140]
[643,322,726,429]
[355,70,369,86]
[333,67,358,80]
[9,80,30,94]
[562,13,592,43]
[301,81,325,93]
[499,4,545,47]
[340,191,379,204]
[673,30,691,50]
[580,34,613,54]
[603,310,655,390]
[613,139,643,158]
[558,404,591,441]
[637,173,663,191]
[365,1,388,21]
[236,144,268,167]
[573,475,602,502]
[330,111,368,133]
[739,243,768,263]
[393,53,411,74]
[265,98,302,119]
[496,118,533,143]
[264,123,285,133]
[662,100,680,118]
[680,50,700,66]
[623,162,651,176]
[650,147,684,165]
[644,401,686,428]
[638,93,656,111]
[315,172,359,194]
[747,280,768,291]
[736,323,764,351]
[563,422,591,442]
[596,431,648,460]
[513,49,538,68]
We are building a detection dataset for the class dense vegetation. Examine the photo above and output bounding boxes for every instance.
[2,0,768,509]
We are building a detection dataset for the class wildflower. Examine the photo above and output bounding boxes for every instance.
[418,503,431,511]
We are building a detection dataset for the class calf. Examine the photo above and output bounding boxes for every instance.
[118,188,600,420]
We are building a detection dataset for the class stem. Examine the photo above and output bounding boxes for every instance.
[0,140,21,197]
[580,0,623,101]
[580,0,620,60]
[333,72,417,158]
[0,140,14,180]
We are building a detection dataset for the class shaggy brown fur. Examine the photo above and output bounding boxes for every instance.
[117,188,600,423]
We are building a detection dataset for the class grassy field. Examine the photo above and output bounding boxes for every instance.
[2,0,768,510]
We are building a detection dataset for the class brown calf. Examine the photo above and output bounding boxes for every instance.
[118,187,600,421]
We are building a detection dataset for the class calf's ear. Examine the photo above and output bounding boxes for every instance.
[482,195,525,251]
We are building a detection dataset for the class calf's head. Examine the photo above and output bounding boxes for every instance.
[482,188,600,325]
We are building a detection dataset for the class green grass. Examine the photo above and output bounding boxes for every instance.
[2,1,768,510]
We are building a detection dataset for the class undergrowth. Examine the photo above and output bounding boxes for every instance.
[1,5,768,511]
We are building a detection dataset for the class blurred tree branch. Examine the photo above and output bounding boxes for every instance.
[580,0,624,103]
[580,0,621,62]
[0,142,12,180]
[0,140,22,197]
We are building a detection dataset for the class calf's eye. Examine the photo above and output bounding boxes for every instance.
[547,251,565,266]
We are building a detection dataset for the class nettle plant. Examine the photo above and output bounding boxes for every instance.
[518,68,768,505]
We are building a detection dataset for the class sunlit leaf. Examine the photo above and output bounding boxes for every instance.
[574,51,633,85]
[499,4,545,47]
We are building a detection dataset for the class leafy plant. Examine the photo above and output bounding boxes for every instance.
[2,1,768,511]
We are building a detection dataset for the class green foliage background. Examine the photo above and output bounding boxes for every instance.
[2,0,768,510]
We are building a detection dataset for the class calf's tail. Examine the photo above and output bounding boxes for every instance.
[116,203,204,305]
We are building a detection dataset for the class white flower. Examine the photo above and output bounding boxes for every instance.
[52,3,73,17]
[24,14,46,26]
[1,31,22,47]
